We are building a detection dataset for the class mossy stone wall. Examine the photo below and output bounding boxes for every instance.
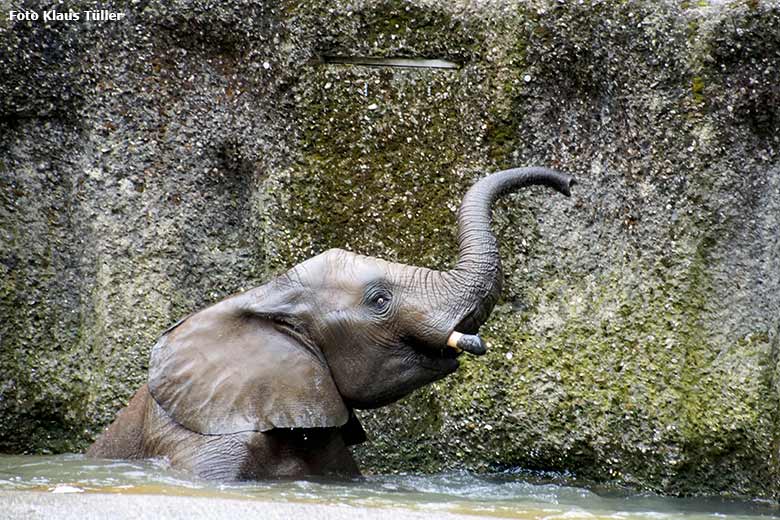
[1,0,779,499]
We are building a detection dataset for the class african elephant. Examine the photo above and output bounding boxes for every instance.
[87,167,575,480]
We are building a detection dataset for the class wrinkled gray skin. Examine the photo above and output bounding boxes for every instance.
[87,167,575,480]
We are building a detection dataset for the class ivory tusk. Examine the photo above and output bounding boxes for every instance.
[447,331,463,350]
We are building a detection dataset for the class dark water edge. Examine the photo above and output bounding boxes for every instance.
[0,454,777,520]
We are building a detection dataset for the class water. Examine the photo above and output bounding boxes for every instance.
[0,454,777,520]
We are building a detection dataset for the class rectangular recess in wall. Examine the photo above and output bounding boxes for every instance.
[322,56,459,69]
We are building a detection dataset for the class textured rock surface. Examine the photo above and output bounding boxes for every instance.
[1,0,779,499]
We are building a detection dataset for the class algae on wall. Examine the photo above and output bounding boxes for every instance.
[1,0,779,499]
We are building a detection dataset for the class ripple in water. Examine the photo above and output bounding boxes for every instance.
[0,454,778,520]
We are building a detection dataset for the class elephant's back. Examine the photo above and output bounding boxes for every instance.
[87,385,150,459]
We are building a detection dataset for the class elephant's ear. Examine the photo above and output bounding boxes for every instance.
[147,291,349,435]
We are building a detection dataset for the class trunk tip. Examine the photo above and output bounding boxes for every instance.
[560,175,577,197]
[448,332,487,356]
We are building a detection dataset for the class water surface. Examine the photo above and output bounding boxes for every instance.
[0,455,777,520]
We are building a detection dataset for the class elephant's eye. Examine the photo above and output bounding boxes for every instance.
[367,290,392,313]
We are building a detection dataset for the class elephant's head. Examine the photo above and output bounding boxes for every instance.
[147,167,575,437]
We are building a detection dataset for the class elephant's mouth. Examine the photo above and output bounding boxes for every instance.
[408,338,461,373]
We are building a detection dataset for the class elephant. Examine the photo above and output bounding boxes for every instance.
[87,166,575,480]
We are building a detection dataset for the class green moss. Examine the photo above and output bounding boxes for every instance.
[304,0,479,63]
[687,19,700,38]
[691,76,705,104]
[264,64,488,270]
[0,232,96,453]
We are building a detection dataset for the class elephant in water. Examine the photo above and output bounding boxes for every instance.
[87,167,575,480]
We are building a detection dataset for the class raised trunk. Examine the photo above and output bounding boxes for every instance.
[447,167,575,333]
